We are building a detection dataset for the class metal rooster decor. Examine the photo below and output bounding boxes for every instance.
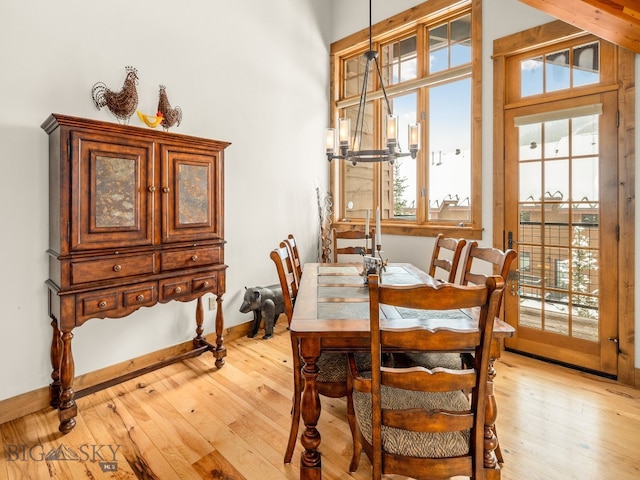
[157,85,183,131]
[91,66,139,124]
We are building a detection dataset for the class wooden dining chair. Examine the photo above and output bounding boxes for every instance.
[401,243,517,372]
[457,241,517,463]
[270,242,298,315]
[428,233,467,283]
[459,241,517,290]
[331,227,375,263]
[284,233,302,287]
[391,234,468,371]
[270,241,368,463]
[347,274,505,480]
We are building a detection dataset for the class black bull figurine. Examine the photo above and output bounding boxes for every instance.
[239,286,285,339]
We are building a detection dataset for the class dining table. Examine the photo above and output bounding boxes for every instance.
[289,262,514,480]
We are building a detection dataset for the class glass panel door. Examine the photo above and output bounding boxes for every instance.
[504,93,618,375]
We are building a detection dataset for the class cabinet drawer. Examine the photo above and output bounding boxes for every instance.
[192,273,217,294]
[160,279,190,300]
[80,292,119,317]
[75,281,158,324]
[71,254,155,284]
[160,246,221,271]
[123,285,156,307]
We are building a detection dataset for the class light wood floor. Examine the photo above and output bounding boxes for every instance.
[1,322,639,479]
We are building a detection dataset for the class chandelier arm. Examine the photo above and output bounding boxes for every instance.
[373,56,393,116]
[353,56,372,153]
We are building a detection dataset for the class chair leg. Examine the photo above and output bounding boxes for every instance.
[348,422,362,471]
[346,370,361,472]
[284,337,303,463]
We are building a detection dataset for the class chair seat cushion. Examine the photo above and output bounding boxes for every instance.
[317,352,371,383]
[399,352,464,370]
[353,375,471,458]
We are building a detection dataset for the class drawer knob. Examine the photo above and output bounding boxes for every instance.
[148,186,156,192]
[203,281,210,288]
[113,264,122,272]
[136,294,145,302]
[191,255,198,262]
[175,286,182,294]
[163,187,171,193]
[98,301,107,309]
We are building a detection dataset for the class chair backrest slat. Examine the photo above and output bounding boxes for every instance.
[428,233,467,283]
[269,242,297,323]
[460,241,517,287]
[383,408,475,433]
[380,367,477,393]
[284,234,302,286]
[459,242,517,320]
[331,227,375,263]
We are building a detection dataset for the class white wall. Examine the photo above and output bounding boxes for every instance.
[0,0,332,400]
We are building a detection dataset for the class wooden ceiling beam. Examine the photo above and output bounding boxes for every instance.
[518,0,640,53]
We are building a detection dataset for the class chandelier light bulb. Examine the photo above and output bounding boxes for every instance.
[325,128,336,155]
[338,118,351,149]
[386,114,398,146]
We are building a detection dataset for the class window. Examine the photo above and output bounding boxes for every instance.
[520,41,600,97]
[329,0,481,238]
[382,35,417,84]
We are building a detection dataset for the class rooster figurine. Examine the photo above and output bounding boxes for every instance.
[91,66,139,124]
[157,85,183,131]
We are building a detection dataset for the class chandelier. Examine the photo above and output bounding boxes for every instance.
[325,0,420,166]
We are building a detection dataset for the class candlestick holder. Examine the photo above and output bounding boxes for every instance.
[362,244,387,284]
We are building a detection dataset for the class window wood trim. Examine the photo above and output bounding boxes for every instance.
[330,0,470,56]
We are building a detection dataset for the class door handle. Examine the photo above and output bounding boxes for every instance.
[507,270,520,296]
[608,337,621,355]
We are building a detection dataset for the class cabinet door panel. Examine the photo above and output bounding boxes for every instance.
[162,144,221,243]
[71,132,154,251]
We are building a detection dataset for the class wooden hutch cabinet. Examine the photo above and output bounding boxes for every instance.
[42,114,230,433]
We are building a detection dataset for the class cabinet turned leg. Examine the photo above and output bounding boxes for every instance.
[213,294,226,368]
[194,296,205,345]
[49,315,62,409]
[192,295,226,368]
[58,330,77,434]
